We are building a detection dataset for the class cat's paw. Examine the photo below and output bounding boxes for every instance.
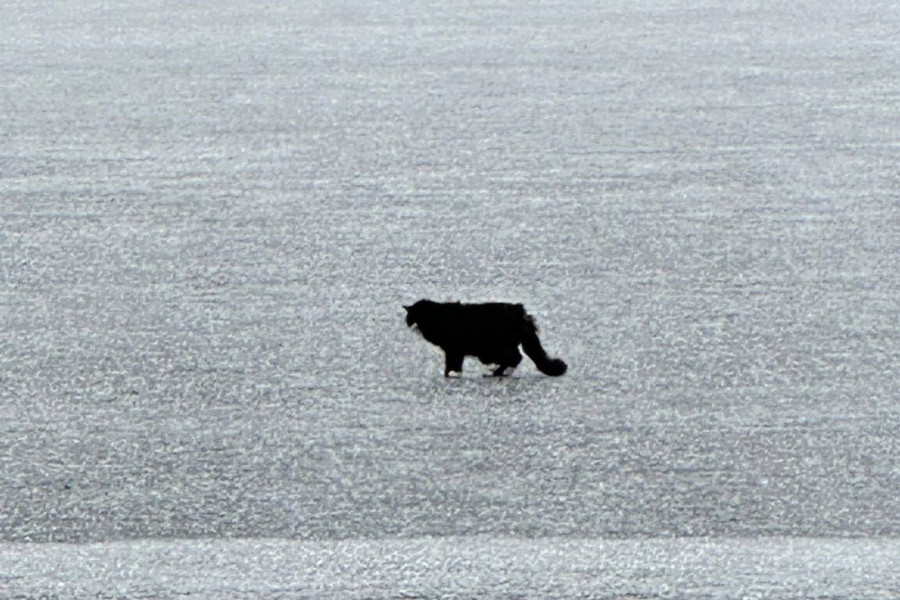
[446,371,462,378]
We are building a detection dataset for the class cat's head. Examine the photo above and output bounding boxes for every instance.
[403,303,418,328]
[403,299,431,329]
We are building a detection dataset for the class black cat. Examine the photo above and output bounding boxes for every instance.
[404,299,567,377]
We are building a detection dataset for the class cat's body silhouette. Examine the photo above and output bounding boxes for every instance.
[404,299,567,378]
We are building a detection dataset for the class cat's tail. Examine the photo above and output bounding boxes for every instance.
[520,314,567,376]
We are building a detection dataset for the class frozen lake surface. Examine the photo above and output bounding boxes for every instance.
[4,537,900,599]
[2,0,899,597]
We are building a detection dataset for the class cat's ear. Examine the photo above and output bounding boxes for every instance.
[403,305,411,312]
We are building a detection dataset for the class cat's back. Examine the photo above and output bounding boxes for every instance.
[412,300,526,334]
[454,302,527,338]
[458,301,525,321]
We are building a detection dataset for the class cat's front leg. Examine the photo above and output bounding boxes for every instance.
[444,351,464,378]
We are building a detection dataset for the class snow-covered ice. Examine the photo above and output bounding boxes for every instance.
[2,0,898,597]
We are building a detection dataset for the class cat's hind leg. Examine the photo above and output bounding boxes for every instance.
[444,351,464,378]
[476,354,501,377]
[491,348,522,377]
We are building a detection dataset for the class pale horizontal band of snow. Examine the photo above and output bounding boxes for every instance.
[2,536,899,599]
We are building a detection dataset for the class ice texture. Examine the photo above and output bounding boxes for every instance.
[3,537,900,599]
[1,0,898,597]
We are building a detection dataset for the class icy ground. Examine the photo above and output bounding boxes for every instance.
[2,0,899,597]
[3,537,900,599]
